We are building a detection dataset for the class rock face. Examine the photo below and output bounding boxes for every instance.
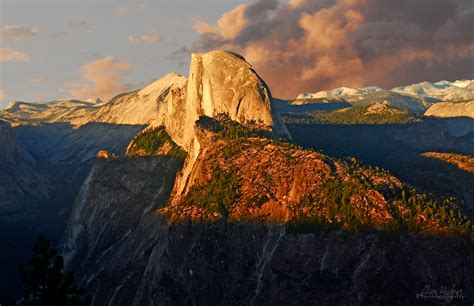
[60,149,474,306]
[0,121,51,218]
[80,73,188,127]
[181,51,289,148]
[158,51,291,200]
[61,156,184,269]
[425,101,474,118]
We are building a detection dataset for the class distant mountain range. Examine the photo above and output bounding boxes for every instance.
[393,79,474,102]
[298,79,473,102]
[295,79,474,114]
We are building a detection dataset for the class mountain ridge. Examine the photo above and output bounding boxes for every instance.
[298,79,473,102]
[294,79,474,114]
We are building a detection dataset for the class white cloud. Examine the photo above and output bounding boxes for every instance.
[0,48,30,63]
[0,24,39,43]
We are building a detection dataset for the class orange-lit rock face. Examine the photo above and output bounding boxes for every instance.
[162,137,403,227]
[96,150,117,159]
[160,121,472,236]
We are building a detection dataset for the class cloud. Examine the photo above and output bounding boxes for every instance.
[69,17,94,31]
[68,56,132,101]
[115,4,145,17]
[0,24,39,43]
[0,48,30,62]
[190,0,474,98]
[192,3,250,40]
[128,33,161,44]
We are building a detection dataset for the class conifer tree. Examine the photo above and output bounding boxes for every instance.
[19,236,91,306]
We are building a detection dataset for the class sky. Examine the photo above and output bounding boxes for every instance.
[0,0,473,107]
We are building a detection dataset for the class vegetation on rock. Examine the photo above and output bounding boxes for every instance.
[160,118,473,237]
[126,126,187,159]
[421,152,474,173]
[283,104,420,125]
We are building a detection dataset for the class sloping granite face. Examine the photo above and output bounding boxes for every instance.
[61,154,474,306]
[0,121,51,217]
[425,101,474,118]
[183,51,290,148]
[61,156,184,267]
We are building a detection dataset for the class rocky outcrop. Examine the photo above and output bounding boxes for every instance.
[125,126,187,159]
[155,51,291,201]
[425,101,474,118]
[61,146,474,305]
[96,150,118,159]
[180,51,289,149]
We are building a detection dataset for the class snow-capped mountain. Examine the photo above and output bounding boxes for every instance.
[297,86,382,102]
[296,80,473,113]
[392,80,474,101]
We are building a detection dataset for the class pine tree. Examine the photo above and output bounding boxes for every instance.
[19,236,91,306]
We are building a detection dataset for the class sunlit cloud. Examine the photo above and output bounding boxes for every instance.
[190,0,474,98]
[192,3,249,40]
[0,24,39,43]
[0,48,30,63]
[68,56,132,101]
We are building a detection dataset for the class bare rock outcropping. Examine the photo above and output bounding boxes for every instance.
[424,101,474,118]
[181,51,289,148]
[167,51,291,199]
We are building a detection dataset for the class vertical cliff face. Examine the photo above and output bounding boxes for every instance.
[61,156,184,267]
[181,51,289,149]
[0,121,15,163]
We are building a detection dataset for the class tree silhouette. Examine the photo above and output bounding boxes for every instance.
[19,236,91,306]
